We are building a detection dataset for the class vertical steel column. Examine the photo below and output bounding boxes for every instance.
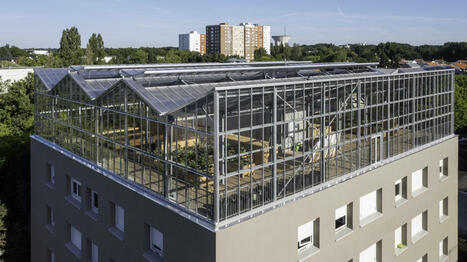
[357,81,361,169]
[163,117,169,198]
[386,79,390,158]
[124,87,129,178]
[412,76,416,147]
[320,83,326,182]
[451,71,455,134]
[95,107,99,163]
[213,91,220,222]
[272,87,278,201]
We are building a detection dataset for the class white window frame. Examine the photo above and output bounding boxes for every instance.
[412,169,423,192]
[335,205,347,231]
[411,211,427,242]
[70,225,82,251]
[360,190,378,220]
[91,191,99,214]
[150,227,163,255]
[395,226,402,249]
[115,204,124,232]
[439,159,444,178]
[412,213,423,237]
[91,242,98,262]
[395,179,402,201]
[71,178,82,202]
[359,242,377,262]
[297,220,313,250]
[440,158,448,179]
[412,168,427,196]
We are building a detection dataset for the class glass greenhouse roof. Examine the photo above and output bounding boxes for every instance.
[35,61,448,116]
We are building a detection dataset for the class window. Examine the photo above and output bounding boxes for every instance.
[416,254,428,262]
[412,167,428,196]
[335,203,353,239]
[298,221,313,249]
[360,189,382,226]
[115,204,124,232]
[47,249,55,262]
[297,218,320,260]
[335,207,346,230]
[91,191,99,214]
[440,197,448,221]
[70,225,82,251]
[439,237,448,261]
[359,240,381,262]
[71,178,82,202]
[440,158,448,179]
[411,211,428,242]
[395,177,407,205]
[46,163,55,186]
[150,227,163,255]
[394,224,407,255]
[91,242,98,262]
[46,205,55,230]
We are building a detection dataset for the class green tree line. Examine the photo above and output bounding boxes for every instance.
[1,26,467,68]
[255,42,467,67]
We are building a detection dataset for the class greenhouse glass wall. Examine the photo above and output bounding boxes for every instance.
[33,62,455,225]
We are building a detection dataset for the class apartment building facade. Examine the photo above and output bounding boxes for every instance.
[31,62,457,262]
[205,23,270,60]
[241,23,256,61]
[231,25,244,58]
[206,23,232,55]
[200,33,206,55]
[178,31,200,53]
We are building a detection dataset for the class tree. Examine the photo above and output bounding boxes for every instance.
[0,74,34,136]
[0,201,6,254]
[59,27,83,66]
[455,74,467,135]
[86,33,105,65]
[130,49,148,64]
[0,77,9,94]
[254,48,268,60]
[0,75,33,261]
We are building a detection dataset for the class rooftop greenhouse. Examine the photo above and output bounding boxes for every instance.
[33,61,455,229]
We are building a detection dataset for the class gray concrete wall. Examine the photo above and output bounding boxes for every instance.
[216,137,458,262]
[31,138,216,262]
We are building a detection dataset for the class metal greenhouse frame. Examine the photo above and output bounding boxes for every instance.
[33,62,455,229]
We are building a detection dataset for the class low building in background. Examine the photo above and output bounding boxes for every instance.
[25,49,51,56]
[31,62,457,262]
[451,60,467,73]
[0,67,34,92]
[272,34,291,46]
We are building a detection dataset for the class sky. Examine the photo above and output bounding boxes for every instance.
[1,0,466,48]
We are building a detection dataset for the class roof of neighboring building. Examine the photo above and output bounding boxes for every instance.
[452,62,467,70]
